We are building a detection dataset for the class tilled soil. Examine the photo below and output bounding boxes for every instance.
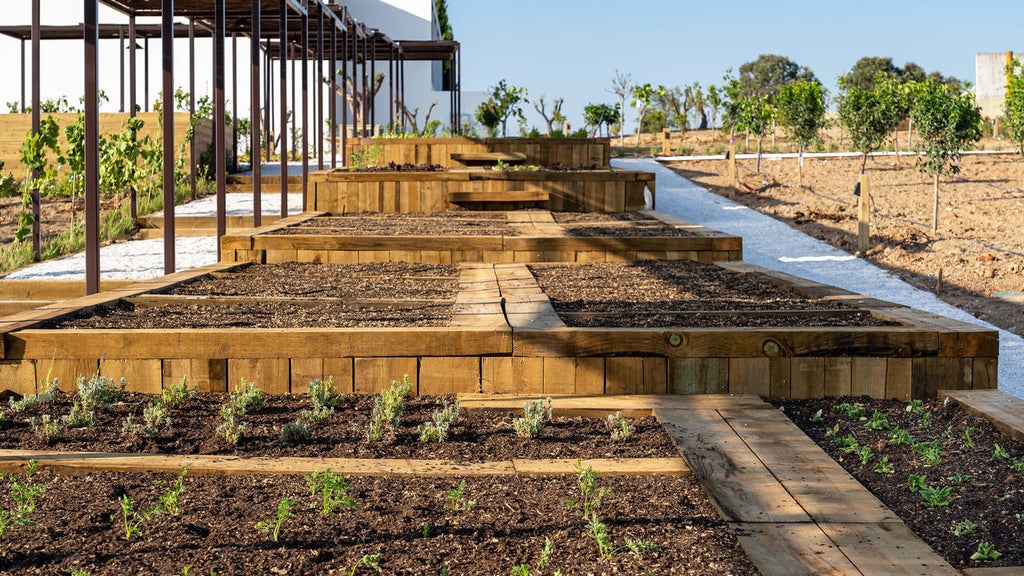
[0,393,678,461]
[778,396,1024,569]
[0,471,760,575]
[552,212,700,238]
[279,212,517,236]
[530,260,898,328]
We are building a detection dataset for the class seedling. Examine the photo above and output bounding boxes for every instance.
[366,376,412,442]
[587,514,615,560]
[280,420,311,444]
[255,497,295,542]
[160,377,196,409]
[908,474,928,493]
[889,427,915,446]
[562,461,611,521]
[863,410,891,431]
[76,373,126,411]
[856,445,874,465]
[624,538,660,557]
[833,402,866,420]
[962,427,977,450]
[233,379,265,413]
[304,469,356,514]
[834,435,859,453]
[970,542,1002,561]
[0,467,47,537]
[62,402,97,429]
[303,377,341,422]
[993,443,1010,461]
[951,519,977,537]
[920,412,932,428]
[947,473,973,484]
[825,423,840,438]
[605,412,634,441]
[1011,460,1024,474]
[444,480,476,513]
[347,553,383,576]
[421,522,430,538]
[216,400,249,445]
[509,537,553,576]
[809,409,823,422]
[918,484,952,508]
[912,440,943,467]
[419,399,461,443]
[156,465,190,515]
[873,455,894,474]
[142,400,172,438]
[906,399,926,414]
[30,414,65,444]
[120,494,161,539]
[512,397,553,439]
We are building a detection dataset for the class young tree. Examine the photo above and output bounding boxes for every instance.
[486,80,528,137]
[836,72,907,172]
[775,79,826,184]
[734,95,774,172]
[738,54,817,100]
[706,84,722,131]
[609,70,632,146]
[583,103,619,137]
[533,96,566,136]
[631,83,665,147]
[475,99,502,137]
[1005,60,1024,161]
[655,86,691,131]
[687,82,708,129]
[911,80,983,231]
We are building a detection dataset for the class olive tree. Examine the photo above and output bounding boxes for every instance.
[583,103,620,137]
[911,79,983,231]
[483,80,528,137]
[836,72,907,172]
[735,95,774,172]
[630,83,665,147]
[774,79,826,183]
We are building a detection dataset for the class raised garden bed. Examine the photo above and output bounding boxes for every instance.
[220,210,742,265]
[778,395,1024,570]
[346,136,612,169]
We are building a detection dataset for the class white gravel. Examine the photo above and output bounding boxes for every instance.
[7,160,1021,398]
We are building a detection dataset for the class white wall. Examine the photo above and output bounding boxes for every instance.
[976,52,1023,119]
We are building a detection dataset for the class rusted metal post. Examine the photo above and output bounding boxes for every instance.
[214,0,227,241]
[162,0,176,275]
[119,28,125,112]
[329,18,337,168]
[232,33,238,173]
[301,2,309,211]
[31,0,41,260]
[388,45,394,131]
[188,20,196,200]
[264,39,271,164]
[20,39,25,112]
[858,173,871,254]
[279,0,289,218]
[129,15,138,220]
[316,5,324,171]
[144,36,149,112]
[251,0,262,226]
[84,0,101,293]
[370,31,376,134]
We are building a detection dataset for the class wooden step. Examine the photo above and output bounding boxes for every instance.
[449,190,549,203]
[450,152,527,164]
[137,215,285,230]
[940,390,1024,442]
[0,301,54,316]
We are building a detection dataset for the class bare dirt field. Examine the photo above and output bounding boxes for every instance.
[650,130,1024,338]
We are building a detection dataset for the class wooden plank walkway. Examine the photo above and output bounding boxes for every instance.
[940,389,1024,442]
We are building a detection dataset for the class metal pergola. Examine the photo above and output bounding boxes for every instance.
[12,0,461,295]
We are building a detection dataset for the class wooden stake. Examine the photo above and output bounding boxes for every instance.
[857,173,871,254]
[728,150,737,191]
[932,174,940,233]
[935,268,943,296]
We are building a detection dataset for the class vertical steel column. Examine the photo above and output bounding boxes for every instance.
[290,44,295,160]
[360,27,368,138]
[84,0,100,294]
[188,21,196,200]
[31,0,41,260]
[342,23,350,161]
[119,28,125,112]
[20,40,25,113]
[232,34,238,172]
[388,45,394,131]
[214,0,227,241]
[129,16,137,115]
[370,33,376,134]
[456,47,461,133]
[316,5,324,170]
[301,3,309,210]
[279,0,288,218]
[329,21,337,168]
[264,39,271,163]
[161,0,176,275]
[251,0,262,226]
[144,36,149,112]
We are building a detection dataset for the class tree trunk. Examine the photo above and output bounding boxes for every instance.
[907,118,914,148]
[860,152,868,173]
[635,111,643,147]
[798,148,803,187]
[771,119,776,148]
[698,110,708,130]
[932,174,940,232]
[756,138,763,173]
[894,129,902,165]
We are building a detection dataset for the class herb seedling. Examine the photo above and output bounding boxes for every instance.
[419,399,461,443]
[76,373,126,411]
[304,469,356,514]
[605,411,634,441]
[303,377,341,422]
[120,494,161,539]
[280,420,311,444]
[912,440,944,467]
[947,473,973,484]
[160,377,196,409]
[562,460,610,521]
[970,542,1003,561]
[255,497,295,542]
[834,435,859,453]
[856,445,874,465]
[215,400,249,445]
[962,426,977,450]
[587,514,614,560]
[30,414,65,444]
[809,409,823,422]
[62,402,97,429]
[347,553,383,576]
[918,484,953,508]
[444,480,476,513]
[233,379,265,412]
[906,399,926,414]
[951,519,977,537]
[889,427,915,446]
[1011,460,1024,474]
[513,397,553,439]
[920,412,932,428]
[908,474,928,493]
[366,376,412,442]
[993,443,1010,461]
[0,468,47,537]
[834,402,866,420]
[510,537,553,575]
[156,465,190,515]
[863,410,891,431]
[142,400,172,438]
[873,455,895,474]
[825,423,840,438]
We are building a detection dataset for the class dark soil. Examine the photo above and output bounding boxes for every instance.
[778,396,1024,569]
[280,213,517,236]
[349,162,445,172]
[0,392,677,461]
[0,470,759,575]
[530,260,900,328]
[552,212,700,238]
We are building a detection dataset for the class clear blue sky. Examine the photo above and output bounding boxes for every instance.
[450,0,1021,131]
[1,0,1020,134]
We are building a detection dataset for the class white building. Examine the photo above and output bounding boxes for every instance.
[976,52,1023,119]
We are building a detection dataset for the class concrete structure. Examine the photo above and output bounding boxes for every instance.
[976,51,1023,119]
[341,0,484,133]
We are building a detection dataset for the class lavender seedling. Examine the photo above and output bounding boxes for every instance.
[513,397,553,439]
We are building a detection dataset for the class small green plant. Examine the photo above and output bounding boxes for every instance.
[280,420,311,444]
[120,494,161,539]
[623,538,660,557]
[605,411,634,441]
[30,414,65,444]
[993,443,1010,461]
[233,379,265,413]
[141,400,172,438]
[856,445,874,465]
[906,399,926,414]
[834,402,867,420]
[1011,460,1024,474]
[970,542,1003,561]
[889,427,915,446]
[69,570,92,576]
[563,460,610,521]
[587,513,615,560]
[918,484,953,508]
[825,423,840,438]
[62,402,97,428]
[513,397,553,439]
[863,410,891,431]
[7,379,58,414]
[947,473,973,484]
[873,455,894,474]
[160,376,196,409]
[962,426,977,450]
[76,373,126,410]
[366,375,412,442]
[348,553,383,575]
[256,497,295,542]
[444,480,476,513]
[304,469,356,514]
[908,474,928,493]
[834,435,859,453]
[921,412,932,428]
[913,440,944,467]
[215,401,249,445]
[809,408,823,422]
[303,377,341,422]
[156,465,190,515]
[0,467,47,537]
[348,144,384,171]
[951,519,977,537]
[418,399,461,443]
